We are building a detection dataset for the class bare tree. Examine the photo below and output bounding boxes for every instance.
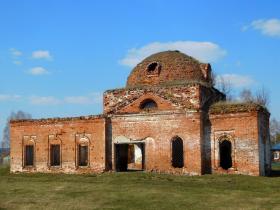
[216,75,233,101]
[270,118,280,145]
[240,88,254,102]
[1,111,32,149]
[255,86,270,107]
[239,87,270,107]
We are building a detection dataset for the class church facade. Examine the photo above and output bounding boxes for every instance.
[10,51,271,176]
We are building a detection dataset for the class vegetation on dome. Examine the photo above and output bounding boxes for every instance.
[134,50,202,68]
[134,50,203,72]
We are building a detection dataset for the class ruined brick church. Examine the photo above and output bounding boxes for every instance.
[10,51,271,176]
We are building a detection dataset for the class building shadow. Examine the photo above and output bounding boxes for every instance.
[270,170,280,177]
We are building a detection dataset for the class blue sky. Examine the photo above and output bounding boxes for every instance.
[1,0,280,144]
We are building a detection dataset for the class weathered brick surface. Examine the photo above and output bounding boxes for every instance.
[104,84,224,114]
[126,51,212,87]
[10,117,106,173]
[209,111,270,176]
[110,111,203,175]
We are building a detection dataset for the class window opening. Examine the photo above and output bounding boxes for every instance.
[171,137,184,168]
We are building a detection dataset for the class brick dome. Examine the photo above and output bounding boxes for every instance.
[126,51,213,88]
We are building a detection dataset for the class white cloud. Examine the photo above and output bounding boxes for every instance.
[32,50,52,60]
[120,41,227,67]
[64,96,92,104]
[28,67,49,75]
[0,94,21,102]
[10,48,22,56]
[30,96,61,105]
[216,74,255,88]
[250,18,280,37]
[65,93,102,105]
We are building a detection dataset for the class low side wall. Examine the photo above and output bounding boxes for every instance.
[10,116,106,173]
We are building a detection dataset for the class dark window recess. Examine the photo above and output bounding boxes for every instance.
[140,99,158,110]
[25,145,34,166]
[78,145,88,166]
[172,137,184,168]
[219,140,232,170]
[50,144,60,166]
[147,62,158,72]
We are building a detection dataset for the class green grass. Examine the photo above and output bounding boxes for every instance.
[1,166,280,210]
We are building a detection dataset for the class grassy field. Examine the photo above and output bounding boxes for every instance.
[1,166,280,210]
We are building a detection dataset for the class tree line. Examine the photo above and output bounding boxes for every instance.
[1,111,32,149]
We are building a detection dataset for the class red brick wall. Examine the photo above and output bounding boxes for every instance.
[104,85,224,115]
[9,81,269,177]
[110,111,203,175]
[10,117,106,173]
[209,112,267,176]
[125,51,212,87]
[257,111,271,175]
[104,85,200,114]
[117,93,177,114]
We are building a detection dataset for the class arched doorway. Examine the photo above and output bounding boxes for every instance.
[171,136,184,168]
[219,140,232,170]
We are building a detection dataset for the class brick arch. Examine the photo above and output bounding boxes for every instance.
[216,134,236,170]
[78,137,90,145]
[75,135,91,168]
[218,134,234,144]
[118,93,176,114]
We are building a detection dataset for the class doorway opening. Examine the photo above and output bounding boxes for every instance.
[171,136,184,168]
[115,143,145,172]
[219,140,232,170]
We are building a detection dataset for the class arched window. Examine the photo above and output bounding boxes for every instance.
[50,144,60,166]
[25,145,34,167]
[171,136,184,168]
[146,62,161,76]
[78,144,88,166]
[23,137,36,168]
[219,140,232,170]
[147,62,158,72]
[140,99,158,110]
[48,134,62,167]
[77,138,90,167]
